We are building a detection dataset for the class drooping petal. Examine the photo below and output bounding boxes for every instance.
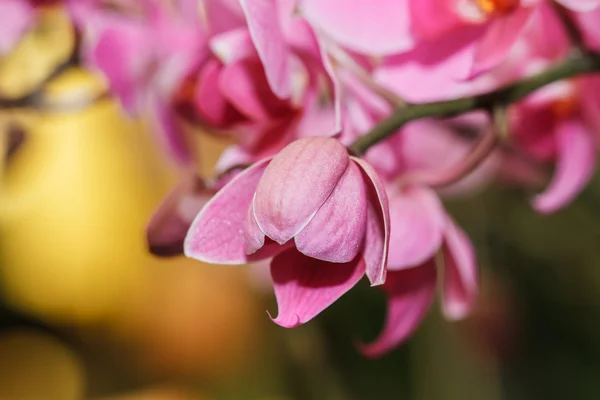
[240,0,291,98]
[441,218,478,320]
[147,95,194,168]
[147,176,210,257]
[270,248,366,327]
[359,264,436,358]
[0,0,34,55]
[532,119,596,214]
[184,159,271,264]
[253,138,349,244]
[470,7,534,77]
[387,187,446,270]
[301,0,414,56]
[352,158,390,286]
[295,162,367,263]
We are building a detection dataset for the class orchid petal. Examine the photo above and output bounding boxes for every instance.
[184,159,271,264]
[148,95,193,168]
[556,0,600,11]
[270,248,366,327]
[240,0,291,98]
[533,119,596,213]
[387,187,446,270]
[295,162,368,263]
[470,7,534,77]
[301,0,414,56]
[219,57,293,121]
[352,158,390,286]
[359,264,436,358]
[441,218,478,320]
[254,138,349,244]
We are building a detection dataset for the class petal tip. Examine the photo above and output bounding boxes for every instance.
[267,310,302,328]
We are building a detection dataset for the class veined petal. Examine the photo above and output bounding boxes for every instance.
[387,187,446,270]
[359,264,436,358]
[301,0,414,56]
[270,248,366,327]
[295,162,367,263]
[470,7,534,77]
[240,0,291,98]
[184,159,271,264]
[254,138,349,244]
[352,158,390,286]
[441,218,478,320]
[533,119,596,214]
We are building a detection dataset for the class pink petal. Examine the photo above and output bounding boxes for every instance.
[209,28,256,64]
[301,0,414,56]
[253,138,349,244]
[204,0,247,36]
[359,264,436,357]
[147,176,210,257]
[184,159,271,264]
[374,27,482,102]
[409,0,462,39]
[556,0,600,11]
[194,59,245,127]
[577,7,600,51]
[148,96,194,168]
[91,23,148,112]
[352,158,390,286]
[441,218,478,320]
[270,248,366,327]
[240,0,291,98]
[533,119,597,213]
[245,201,266,254]
[219,57,293,121]
[470,7,534,77]
[0,0,34,55]
[295,162,367,263]
[387,187,446,270]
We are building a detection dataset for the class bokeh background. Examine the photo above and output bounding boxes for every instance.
[1,7,600,400]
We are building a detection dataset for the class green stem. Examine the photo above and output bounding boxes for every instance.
[348,51,600,156]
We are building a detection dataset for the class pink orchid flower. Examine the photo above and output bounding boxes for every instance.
[191,0,340,167]
[511,79,599,213]
[184,137,390,327]
[303,0,541,81]
[360,186,478,357]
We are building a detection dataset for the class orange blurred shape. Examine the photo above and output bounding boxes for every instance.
[0,330,85,400]
[120,260,262,380]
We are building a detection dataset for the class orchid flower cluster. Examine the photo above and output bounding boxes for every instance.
[4,0,600,356]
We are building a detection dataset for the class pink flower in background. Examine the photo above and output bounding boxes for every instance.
[0,0,35,55]
[303,0,540,87]
[185,137,390,327]
[360,186,478,357]
[72,0,207,167]
[511,79,599,213]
